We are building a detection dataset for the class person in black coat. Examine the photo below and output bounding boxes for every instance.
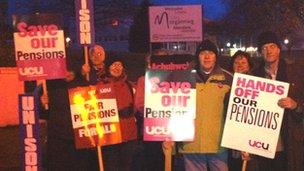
[40,55,99,171]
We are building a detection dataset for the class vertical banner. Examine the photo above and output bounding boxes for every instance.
[221,73,289,159]
[13,14,66,81]
[75,0,95,45]
[149,5,203,42]
[144,69,196,141]
[68,84,122,149]
[19,92,41,171]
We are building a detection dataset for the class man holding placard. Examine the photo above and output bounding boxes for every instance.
[178,40,232,171]
[247,31,304,171]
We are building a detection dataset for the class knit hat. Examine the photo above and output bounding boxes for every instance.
[257,31,281,52]
[195,39,219,57]
[105,54,125,69]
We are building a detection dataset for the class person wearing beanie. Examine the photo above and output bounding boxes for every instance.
[250,31,304,171]
[257,31,281,52]
[101,55,138,171]
[178,39,233,171]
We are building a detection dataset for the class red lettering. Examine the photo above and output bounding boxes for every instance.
[16,22,58,37]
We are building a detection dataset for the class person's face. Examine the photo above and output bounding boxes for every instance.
[233,56,250,73]
[109,61,124,77]
[90,46,105,66]
[261,43,280,64]
[198,50,216,72]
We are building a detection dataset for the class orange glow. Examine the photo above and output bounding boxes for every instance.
[73,93,95,146]
[87,90,104,141]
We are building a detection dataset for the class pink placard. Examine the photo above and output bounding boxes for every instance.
[13,14,67,81]
[149,5,203,42]
[143,69,196,141]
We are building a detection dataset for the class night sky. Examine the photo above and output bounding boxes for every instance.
[135,0,229,20]
[7,0,228,21]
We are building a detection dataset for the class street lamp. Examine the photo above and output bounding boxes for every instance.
[66,37,71,43]
[226,42,231,47]
[284,38,289,45]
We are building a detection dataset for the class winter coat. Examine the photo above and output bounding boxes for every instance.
[179,66,233,153]
[253,58,304,171]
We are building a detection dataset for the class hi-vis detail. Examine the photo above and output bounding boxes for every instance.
[19,67,44,76]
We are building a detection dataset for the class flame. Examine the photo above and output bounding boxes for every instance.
[73,92,95,146]
[88,90,104,142]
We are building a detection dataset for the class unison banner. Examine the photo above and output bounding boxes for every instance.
[144,69,196,141]
[19,90,41,171]
[13,14,66,81]
[68,84,122,149]
[75,0,95,45]
[149,5,203,42]
[221,73,289,159]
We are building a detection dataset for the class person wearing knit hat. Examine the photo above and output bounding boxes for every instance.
[102,54,138,171]
[194,39,219,73]
[257,31,281,52]
[196,39,219,57]
[250,31,304,171]
[178,39,233,171]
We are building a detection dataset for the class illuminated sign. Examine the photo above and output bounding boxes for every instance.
[68,84,122,149]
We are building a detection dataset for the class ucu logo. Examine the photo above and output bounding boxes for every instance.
[248,140,269,150]
[99,88,111,94]
[145,126,170,135]
[19,67,44,76]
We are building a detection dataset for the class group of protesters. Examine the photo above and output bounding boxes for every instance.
[33,30,304,171]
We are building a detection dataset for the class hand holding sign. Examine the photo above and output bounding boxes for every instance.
[277,97,298,109]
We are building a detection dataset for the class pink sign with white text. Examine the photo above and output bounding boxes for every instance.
[149,5,203,42]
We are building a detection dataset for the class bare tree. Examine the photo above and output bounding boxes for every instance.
[220,0,304,47]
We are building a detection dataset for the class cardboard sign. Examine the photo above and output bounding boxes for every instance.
[69,83,122,149]
[75,0,95,45]
[0,67,24,126]
[19,91,41,171]
[149,5,203,42]
[144,69,196,141]
[13,14,66,81]
[221,73,289,158]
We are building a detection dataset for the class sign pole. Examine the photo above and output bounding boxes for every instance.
[242,160,247,171]
[163,141,172,171]
[97,146,104,171]
[84,46,90,81]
